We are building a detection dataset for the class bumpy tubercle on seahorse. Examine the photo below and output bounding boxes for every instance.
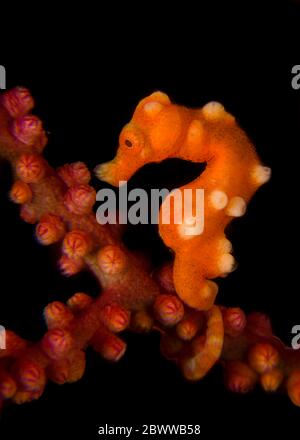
[1,87,300,410]
[95,91,271,310]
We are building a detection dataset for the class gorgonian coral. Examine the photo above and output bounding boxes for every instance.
[0,87,299,411]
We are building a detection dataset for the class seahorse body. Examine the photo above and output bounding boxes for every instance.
[96,92,271,310]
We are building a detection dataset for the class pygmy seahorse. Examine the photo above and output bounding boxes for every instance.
[95,92,271,311]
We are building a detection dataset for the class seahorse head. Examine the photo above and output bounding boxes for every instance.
[95,91,183,186]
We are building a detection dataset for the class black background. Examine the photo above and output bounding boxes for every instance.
[0,2,300,438]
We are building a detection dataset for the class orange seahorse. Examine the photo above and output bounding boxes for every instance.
[95,92,271,311]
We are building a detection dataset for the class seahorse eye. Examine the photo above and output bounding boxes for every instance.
[125,139,133,148]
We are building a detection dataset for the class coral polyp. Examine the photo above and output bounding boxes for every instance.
[0,87,300,411]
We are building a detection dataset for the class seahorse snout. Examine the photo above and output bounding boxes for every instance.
[94,162,119,186]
